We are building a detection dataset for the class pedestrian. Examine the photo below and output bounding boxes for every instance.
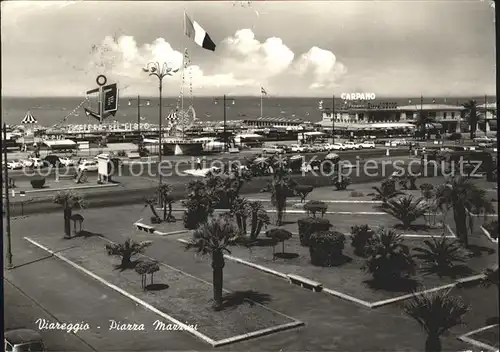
[196,157,202,170]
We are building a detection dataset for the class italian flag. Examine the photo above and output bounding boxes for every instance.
[184,12,216,51]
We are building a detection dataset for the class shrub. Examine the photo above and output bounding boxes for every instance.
[116,150,127,157]
[30,177,46,189]
[106,239,152,269]
[295,184,314,202]
[483,220,498,239]
[309,231,346,266]
[350,225,375,257]
[363,229,416,282]
[297,217,331,246]
[419,183,435,200]
[333,175,351,190]
[151,216,162,224]
[413,235,469,277]
[350,191,364,197]
[304,200,328,217]
[383,195,430,229]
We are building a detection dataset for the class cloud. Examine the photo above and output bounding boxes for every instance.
[88,29,346,95]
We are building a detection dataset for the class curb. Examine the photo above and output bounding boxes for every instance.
[247,199,383,204]
[480,226,499,244]
[457,324,500,352]
[14,183,119,194]
[24,237,216,346]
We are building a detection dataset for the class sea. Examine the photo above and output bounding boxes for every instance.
[1,96,495,127]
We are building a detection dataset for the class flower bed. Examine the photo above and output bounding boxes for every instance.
[26,234,299,342]
[226,233,483,303]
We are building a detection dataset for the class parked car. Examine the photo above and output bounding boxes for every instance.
[29,158,45,168]
[262,145,285,154]
[43,154,61,167]
[4,328,45,351]
[343,141,361,150]
[290,144,306,153]
[78,160,98,172]
[359,141,376,149]
[6,159,23,169]
[58,157,75,167]
[19,159,34,168]
[329,143,345,151]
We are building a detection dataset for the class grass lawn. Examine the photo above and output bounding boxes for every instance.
[26,233,300,342]
[216,229,493,304]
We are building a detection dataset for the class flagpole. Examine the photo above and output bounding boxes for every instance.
[484,94,488,137]
[260,89,263,118]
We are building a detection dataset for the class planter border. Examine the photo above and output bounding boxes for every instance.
[25,236,304,347]
[13,183,119,194]
[457,324,499,352]
[480,225,499,244]
[183,237,485,309]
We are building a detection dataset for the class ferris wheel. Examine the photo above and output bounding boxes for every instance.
[167,49,197,136]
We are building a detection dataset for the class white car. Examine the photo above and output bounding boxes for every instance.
[6,159,23,169]
[78,160,98,172]
[59,157,75,166]
[19,159,34,167]
[262,145,285,154]
[359,141,375,149]
[343,141,361,150]
[329,143,345,151]
[290,144,306,153]
[29,158,44,168]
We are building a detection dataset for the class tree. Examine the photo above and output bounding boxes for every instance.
[363,229,416,283]
[53,191,84,239]
[106,239,152,270]
[158,183,175,222]
[231,197,250,236]
[295,184,314,203]
[372,179,404,203]
[413,235,469,277]
[404,290,469,352]
[145,196,161,223]
[261,160,296,226]
[248,201,271,240]
[185,217,237,308]
[462,100,481,139]
[265,228,293,259]
[435,176,493,247]
[415,110,435,140]
[383,195,430,229]
[183,180,215,229]
[135,260,160,291]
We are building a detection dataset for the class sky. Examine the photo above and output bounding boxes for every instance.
[1,0,496,97]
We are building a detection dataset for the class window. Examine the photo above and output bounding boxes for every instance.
[5,341,13,351]
[451,112,455,119]
[443,112,447,119]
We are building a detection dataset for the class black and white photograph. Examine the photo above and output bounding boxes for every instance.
[2,1,498,351]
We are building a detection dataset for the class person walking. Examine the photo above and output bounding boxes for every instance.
[195,157,202,170]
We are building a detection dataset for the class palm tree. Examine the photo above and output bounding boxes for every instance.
[383,195,430,229]
[462,100,481,139]
[415,110,435,140]
[158,184,175,222]
[248,201,270,240]
[53,191,84,239]
[404,290,469,352]
[435,176,493,247]
[145,196,161,223]
[262,160,296,226]
[231,197,250,235]
[185,217,237,307]
[106,239,152,269]
[413,235,469,277]
[372,179,404,203]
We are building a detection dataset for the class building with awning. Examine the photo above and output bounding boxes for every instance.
[42,139,77,151]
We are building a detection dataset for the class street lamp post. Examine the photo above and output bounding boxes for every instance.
[143,62,178,189]
[3,123,13,269]
[331,95,335,144]
[214,95,235,152]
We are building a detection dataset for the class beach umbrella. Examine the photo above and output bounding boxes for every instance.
[21,111,37,124]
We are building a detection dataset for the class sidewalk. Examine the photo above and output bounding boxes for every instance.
[4,232,206,351]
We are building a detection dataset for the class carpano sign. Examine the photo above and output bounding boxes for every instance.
[341,93,376,100]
